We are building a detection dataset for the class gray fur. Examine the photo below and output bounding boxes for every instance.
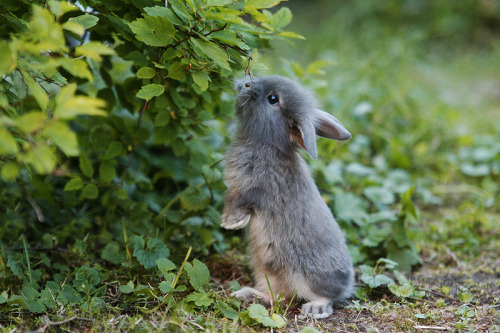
[222,75,354,319]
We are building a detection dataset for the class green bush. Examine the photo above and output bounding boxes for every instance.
[0,0,301,315]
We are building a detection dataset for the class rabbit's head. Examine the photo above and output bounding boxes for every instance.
[234,75,351,159]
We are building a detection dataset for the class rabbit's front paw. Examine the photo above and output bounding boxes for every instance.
[231,286,268,303]
[221,212,251,230]
[299,300,333,319]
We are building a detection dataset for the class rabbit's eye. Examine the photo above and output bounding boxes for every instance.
[267,94,279,105]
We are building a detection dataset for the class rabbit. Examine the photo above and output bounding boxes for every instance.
[221,75,355,319]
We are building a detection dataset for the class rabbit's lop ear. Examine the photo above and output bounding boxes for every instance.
[315,110,351,141]
[290,120,318,160]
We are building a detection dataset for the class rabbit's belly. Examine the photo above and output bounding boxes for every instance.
[248,214,276,266]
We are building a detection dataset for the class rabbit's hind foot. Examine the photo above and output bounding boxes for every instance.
[298,299,333,319]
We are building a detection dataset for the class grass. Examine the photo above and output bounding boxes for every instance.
[2,1,500,332]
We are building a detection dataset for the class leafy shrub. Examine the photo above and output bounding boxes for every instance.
[0,0,301,315]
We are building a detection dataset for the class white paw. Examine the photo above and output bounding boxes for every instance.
[231,286,261,302]
[298,300,333,319]
[221,213,251,230]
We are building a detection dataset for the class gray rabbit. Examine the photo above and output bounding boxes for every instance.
[221,75,354,319]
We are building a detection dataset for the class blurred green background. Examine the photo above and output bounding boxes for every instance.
[258,0,500,266]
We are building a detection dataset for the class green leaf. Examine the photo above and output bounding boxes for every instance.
[0,127,19,155]
[119,285,134,294]
[245,0,283,9]
[168,62,187,80]
[43,121,79,156]
[192,71,211,91]
[104,141,123,159]
[185,292,213,307]
[458,290,474,303]
[184,259,210,291]
[28,6,66,51]
[99,161,116,183]
[364,186,395,205]
[0,41,16,76]
[401,186,417,218]
[386,242,420,273]
[79,152,93,178]
[101,242,126,264]
[15,112,46,133]
[1,162,19,181]
[392,217,411,248]
[54,83,107,120]
[388,282,415,298]
[81,183,98,199]
[20,144,57,174]
[362,225,392,247]
[68,14,99,29]
[73,265,101,291]
[129,16,175,47]
[47,0,77,18]
[26,300,46,313]
[277,31,306,39]
[156,258,176,278]
[58,285,80,305]
[334,192,368,225]
[359,265,394,288]
[137,67,156,79]
[271,314,286,328]
[169,0,192,24]
[269,7,292,30]
[190,39,230,70]
[20,70,49,111]
[216,300,239,319]
[62,21,85,36]
[460,163,490,177]
[133,237,170,270]
[64,177,84,191]
[155,109,171,127]
[248,303,276,327]
[158,281,187,293]
[205,0,233,6]
[7,257,23,277]
[211,30,249,49]
[144,6,183,25]
[137,84,165,100]
[76,41,115,61]
[59,58,93,81]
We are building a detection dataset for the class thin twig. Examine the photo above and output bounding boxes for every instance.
[137,100,149,128]
[414,325,450,331]
[419,288,458,302]
[203,23,227,37]
[26,194,45,222]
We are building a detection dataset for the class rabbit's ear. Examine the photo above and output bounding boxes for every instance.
[315,110,351,141]
[290,120,318,160]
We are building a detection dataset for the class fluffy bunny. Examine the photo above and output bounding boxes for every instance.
[221,75,354,319]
